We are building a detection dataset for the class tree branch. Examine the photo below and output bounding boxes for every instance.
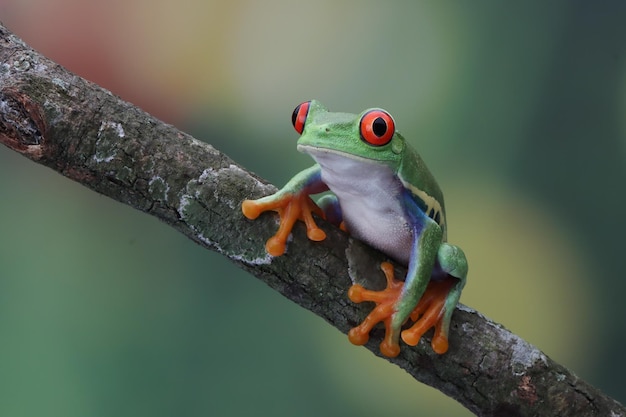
[0,23,623,417]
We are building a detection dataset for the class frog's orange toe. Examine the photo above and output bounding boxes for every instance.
[306,227,326,241]
[347,327,369,346]
[400,329,420,346]
[380,339,401,358]
[431,334,449,355]
[347,284,367,303]
[265,236,287,256]
[241,200,262,219]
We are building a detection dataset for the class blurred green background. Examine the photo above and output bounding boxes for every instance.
[1,1,625,416]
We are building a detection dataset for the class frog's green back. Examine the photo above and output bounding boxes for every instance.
[397,141,447,239]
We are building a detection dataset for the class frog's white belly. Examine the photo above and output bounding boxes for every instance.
[302,147,414,265]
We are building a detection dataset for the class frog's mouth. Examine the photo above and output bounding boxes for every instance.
[297,144,379,163]
[297,144,389,177]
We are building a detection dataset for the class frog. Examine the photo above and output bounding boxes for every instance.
[241,100,468,357]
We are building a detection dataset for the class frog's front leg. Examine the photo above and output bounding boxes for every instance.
[242,165,329,256]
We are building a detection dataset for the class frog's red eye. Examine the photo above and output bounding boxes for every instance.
[292,101,311,134]
[359,109,395,146]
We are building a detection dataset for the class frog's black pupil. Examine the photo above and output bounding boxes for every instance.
[291,105,301,127]
[372,117,387,137]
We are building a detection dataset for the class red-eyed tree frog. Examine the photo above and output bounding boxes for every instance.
[242,100,468,357]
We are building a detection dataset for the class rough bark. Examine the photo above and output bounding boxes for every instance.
[0,23,623,417]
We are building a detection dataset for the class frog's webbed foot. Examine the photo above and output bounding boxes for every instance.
[242,193,326,256]
[348,262,404,357]
[348,261,459,357]
[401,276,457,354]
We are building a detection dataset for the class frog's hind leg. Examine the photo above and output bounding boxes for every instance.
[348,220,443,357]
[401,243,468,354]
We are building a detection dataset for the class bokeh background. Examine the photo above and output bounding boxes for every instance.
[1,1,625,416]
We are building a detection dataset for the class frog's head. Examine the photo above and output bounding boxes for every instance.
[292,100,406,169]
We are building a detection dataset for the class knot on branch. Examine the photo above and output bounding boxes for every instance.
[0,87,46,159]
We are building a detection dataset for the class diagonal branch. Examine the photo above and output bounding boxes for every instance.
[0,23,623,417]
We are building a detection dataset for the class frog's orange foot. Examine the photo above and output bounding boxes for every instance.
[348,262,458,357]
[348,261,404,357]
[401,276,457,354]
[242,193,326,256]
